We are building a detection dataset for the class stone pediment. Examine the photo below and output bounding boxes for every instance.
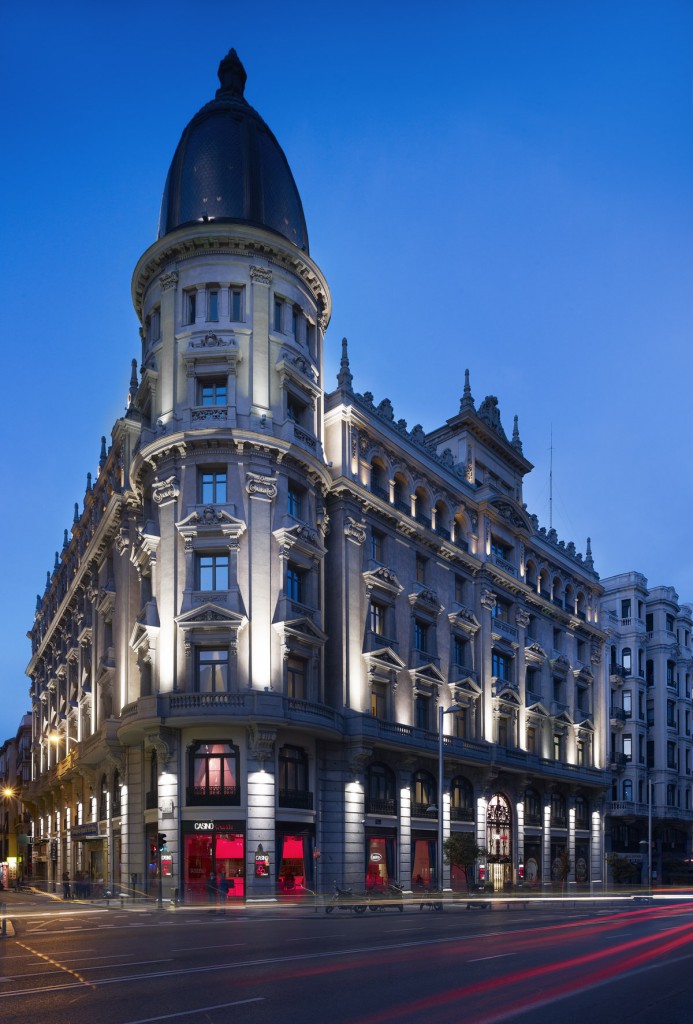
[274,521,326,560]
[526,700,550,717]
[573,665,594,685]
[407,586,443,616]
[492,679,519,701]
[177,506,247,543]
[553,709,574,726]
[452,674,482,697]
[273,616,327,648]
[525,641,547,665]
[409,661,445,686]
[550,653,570,676]
[448,606,480,637]
[363,566,403,598]
[363,646,405,672]
[490,497,533,533]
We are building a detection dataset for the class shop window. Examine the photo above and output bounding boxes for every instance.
[366,836,396,891]
[188,741,239,805]
[277,834,314,894]
[411,769,436,817]
[278,745,311,809]
[196,649,229,692]
[366,762,396,815]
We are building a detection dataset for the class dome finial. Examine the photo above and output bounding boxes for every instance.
[217,49,247,98]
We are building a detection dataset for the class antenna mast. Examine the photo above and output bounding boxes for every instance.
[549,426,553,530]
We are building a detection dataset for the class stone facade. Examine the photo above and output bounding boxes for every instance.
[602,573,693,885]
[20,51,608,900]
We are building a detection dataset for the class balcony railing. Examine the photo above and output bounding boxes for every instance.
[450,806,474,822]
[492,618,519,640]
[186,785,241,806]
[610,707,626,722]
[492,553,517,577]
[366,798,397,816]
[415,513,432,530]
[435,525,451,541]
[278,789,313,810]
[370,483,389,501]
[411,802,436,818]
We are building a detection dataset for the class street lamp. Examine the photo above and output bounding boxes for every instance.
[436,703,461,893]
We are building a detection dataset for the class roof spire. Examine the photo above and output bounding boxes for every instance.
[511,414,523,453]
[62,528,69,550]
[73,502,80,524]
[54,551,60,572]
[585,537,594,571]
[128,359,139,408]
[460,368,475,412]
[99,436,108,469]
[337,337,353,391]
[217,49,247,99]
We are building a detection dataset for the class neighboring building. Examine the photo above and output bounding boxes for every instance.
[602,573,693,885]
[21,50,607,901]
[0,714,32,887]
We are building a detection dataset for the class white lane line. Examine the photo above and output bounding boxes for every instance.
[19,959,173,978]
[468,953,518,963]
[169,943,245,952]
[122,998,265,1023]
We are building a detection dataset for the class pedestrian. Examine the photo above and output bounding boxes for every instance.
[206,870,218,912]
[218,870,230,913]
[62,870,72,899]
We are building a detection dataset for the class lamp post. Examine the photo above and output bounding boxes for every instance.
[437,704,460,893]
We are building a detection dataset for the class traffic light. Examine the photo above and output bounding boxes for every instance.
[158,833,167,852]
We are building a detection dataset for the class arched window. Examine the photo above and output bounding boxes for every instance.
[366,762,397,815]
[450,775,474,821]
[524,787,542,826]
[112,770,121,817]
[434,501,450,540]
[393,474,410,514]
[550,791,567,827]
[99,774,108,820]
[370,458,388,500]
[278,745,311,808]
[411,769,436,817]
[188,741,240,805]
[414,487,431,529]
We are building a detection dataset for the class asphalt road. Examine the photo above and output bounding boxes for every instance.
[1,892,693,1024]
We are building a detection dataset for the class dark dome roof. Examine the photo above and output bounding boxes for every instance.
[158,50,309,252]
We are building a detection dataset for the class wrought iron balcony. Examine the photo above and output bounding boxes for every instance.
[366,798,397,816]
[186,785,241,806]
[278,789,313,810]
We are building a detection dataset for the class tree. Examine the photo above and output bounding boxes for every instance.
[443,833,484,891]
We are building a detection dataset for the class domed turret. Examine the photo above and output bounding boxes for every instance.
[158,49,309,251]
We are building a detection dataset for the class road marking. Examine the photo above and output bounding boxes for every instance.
[169,943,246,952]
[13,940,97,992]
[121,998,265,1023]
[468,953,518,963]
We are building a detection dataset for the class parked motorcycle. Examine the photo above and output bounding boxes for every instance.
[367,882,405,912]
[325,882,368,914]
[418,887,444,912]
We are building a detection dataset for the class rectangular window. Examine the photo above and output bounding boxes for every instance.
[287,484,303,519]
[576,740,585,766]
[200,469,227,504]
[287,564,304,603]
[414,620,428,653]
[491,538,510,560]
[646,613,653,632]
[286,393,307,425]
[197,649,228,693]
[623,735,632,761]
[638,690,644,719]
[371,683,386,718]
[207,288,219,321]
[414,694,430,730]
[231,288,243,322]
[527,726,536,754]
[370,601,386,637]
[371,530,384,563]
[454,575,465,604]
[667,701,676,727]
[291,306,300,337]
[415,554,426,583]
[492,651,511,681]
[621,599,631,620]
[453,636,466,667]
[493,599,510,622]
[287,657,306,699]
[197,553,230,591]
[553,733,563,762]
[186,290,197,325]
[666,614,675,632]
[639,734,645,764]
[199,379,227,406]
[149,308,160,342]
[274,298,284,332]
[667,741,676,769]
[622,691,632,718]
[497,717,509,747]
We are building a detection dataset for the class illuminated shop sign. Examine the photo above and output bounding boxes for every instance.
[194,821,215,831]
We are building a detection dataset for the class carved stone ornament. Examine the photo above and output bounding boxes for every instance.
[246,472,277,501]
[480,589,497,611]
[152,476,180,505]
[515,608,531,629]
[247,724,276,763]
[344,516,367,545]
[159,271,178,292]
[249,265,272,286]
[191,332,230,348]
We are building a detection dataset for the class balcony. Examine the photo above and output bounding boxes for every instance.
[610,707,627,724]
[450,806,474,822]
[491,553,517,577]
[415,512,432,530]
[435,525,451,542]
[492,618,518,641]
[609,753,627,772]
[370,483,389,502]
[393,498,411,515]
[366,798,397,816]
[410,648,440,669]
[278,789,313,810]
[412,802,436,819]
[186,785,240,806]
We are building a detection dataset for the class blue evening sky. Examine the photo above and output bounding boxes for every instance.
[2,0,692,738]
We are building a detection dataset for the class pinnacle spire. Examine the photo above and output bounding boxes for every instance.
[511,414,523,453]
[460,368,475,412]
[337,336,353,391]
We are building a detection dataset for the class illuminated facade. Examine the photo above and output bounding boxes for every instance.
[602,573,693,885]
[22,50,608,900]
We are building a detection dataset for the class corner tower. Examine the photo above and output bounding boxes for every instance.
[126,48,332,705]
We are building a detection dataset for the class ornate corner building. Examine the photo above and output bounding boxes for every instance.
[22,50,608,901]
